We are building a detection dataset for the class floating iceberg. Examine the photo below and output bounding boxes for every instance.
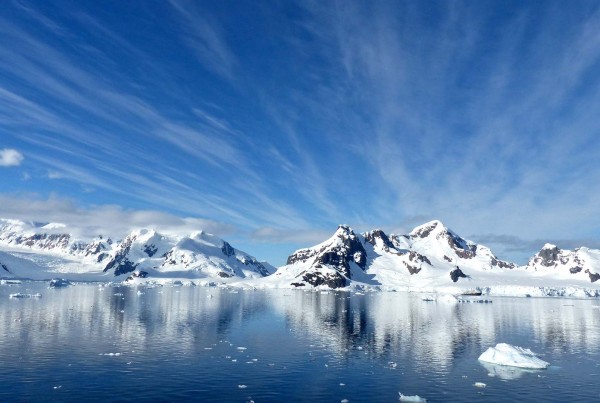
[478,343,549,369]
[399,393,427,402]
[9,293,41,299]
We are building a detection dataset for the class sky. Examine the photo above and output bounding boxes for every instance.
[1,0,600,266]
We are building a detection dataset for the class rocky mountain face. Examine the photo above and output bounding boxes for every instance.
[527,243,600,283]
[0,219,273,280]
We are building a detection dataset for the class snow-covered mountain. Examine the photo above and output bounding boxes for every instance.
[261,220,600,295]
[525,243,600,283]
[0,219,274,282]
[2,217,600,296]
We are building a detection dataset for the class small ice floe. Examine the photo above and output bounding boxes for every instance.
[100,353,121,356]
[341,399,349,403]
[339,383,346,386]
[387,361,397,369]
[237,347,247,351]
[473,382,486,388]
[238,385,247,389]
[9,293,42,299]
[49,278,71,288]
[457,298,492,304]
[204,347,212,350]
[136,290,145,296]
[422,294,457,303]
[399,392,427,402]
[1,279,21,285]
[113,293,124,296]
[231,359,237,362]
[53,385,62,390]
[478,343,549,369]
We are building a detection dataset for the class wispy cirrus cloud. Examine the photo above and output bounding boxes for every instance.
[167,0,237,81]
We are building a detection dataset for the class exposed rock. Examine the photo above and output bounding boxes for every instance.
[1,262,9,273]
[218,271,233,278]
[144,244,158,257]
[363,229,395,250]
[221,241,235,257]
[412,222,437,239]
[537,244,560,267]
[403,261,421,275]
[570,266,583,274]
[491,258,515,269]
[301,271,347,288]
[587,270,600,283]
[450,267,468,282]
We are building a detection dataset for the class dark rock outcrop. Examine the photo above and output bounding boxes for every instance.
[301,271,347,288]
[587,270,600,283]
[363,229,395,251]
[221,241,235,257]
[144,244,158,257]
[538,245,560,267]
[450,267,468,282]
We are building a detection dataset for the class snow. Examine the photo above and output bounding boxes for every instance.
[478,343,550,369]
[2,217,600,296]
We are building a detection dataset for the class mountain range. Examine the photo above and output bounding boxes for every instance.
[1,218,599,296]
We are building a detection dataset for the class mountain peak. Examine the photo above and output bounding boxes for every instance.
[410,220,446,239]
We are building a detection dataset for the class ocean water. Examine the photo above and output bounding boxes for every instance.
[1,282,599,402]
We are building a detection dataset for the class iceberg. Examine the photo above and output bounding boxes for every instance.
[478,343,549,369]
[399,393,427,402]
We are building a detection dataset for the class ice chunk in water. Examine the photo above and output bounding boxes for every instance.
[399,393,427,402]
[478,343,549,369]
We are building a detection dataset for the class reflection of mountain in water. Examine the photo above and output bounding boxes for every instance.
[1,285,599,378]
[0,285,270,357]
[268,291,600,374]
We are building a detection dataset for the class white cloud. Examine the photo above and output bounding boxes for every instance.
[0,195,236,241]
[0,148,24,167]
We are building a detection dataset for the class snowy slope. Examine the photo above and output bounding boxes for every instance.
[252,220,600,296]
[0,219,274,282]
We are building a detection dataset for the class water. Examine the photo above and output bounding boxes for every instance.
[1,283,600,402]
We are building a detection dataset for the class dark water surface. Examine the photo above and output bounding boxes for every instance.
[1,282,599,402]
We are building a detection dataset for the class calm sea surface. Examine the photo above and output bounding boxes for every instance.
[1,282,599,402]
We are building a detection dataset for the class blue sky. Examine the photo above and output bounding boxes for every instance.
[2,0,600,266]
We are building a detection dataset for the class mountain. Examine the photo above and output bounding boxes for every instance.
[526,243,600,283]
[0,219,274,282]
[264,220,600,295]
